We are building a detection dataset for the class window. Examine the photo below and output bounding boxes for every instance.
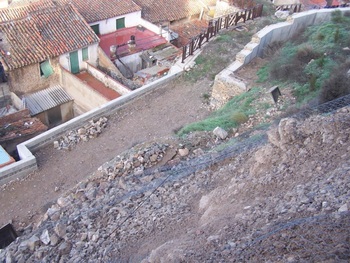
[82,47,88,61]
[91,24,100,35]
[39,60,54,78]
[116,17,125,30]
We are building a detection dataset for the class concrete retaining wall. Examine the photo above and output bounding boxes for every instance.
[211,7,350,108]
[0,65,183,185]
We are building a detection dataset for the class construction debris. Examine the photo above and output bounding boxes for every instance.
[54,117,108,150]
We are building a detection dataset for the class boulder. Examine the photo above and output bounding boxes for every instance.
[40,229,50,245]
[275,10,289,19]
[213,127,228,140]
[178,148,189,157]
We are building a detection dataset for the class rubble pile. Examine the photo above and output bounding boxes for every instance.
[54,117,108,150]
[99,142,170,180]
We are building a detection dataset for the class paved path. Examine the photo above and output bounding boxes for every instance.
[0,77,211,228]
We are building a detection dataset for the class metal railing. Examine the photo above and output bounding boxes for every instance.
[182,4,264,63]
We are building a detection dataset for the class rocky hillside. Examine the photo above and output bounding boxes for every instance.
[1,103,349,262]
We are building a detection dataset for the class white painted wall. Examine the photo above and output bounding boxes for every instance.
[0,0,8,8]
[89,11,142,35]
[59,43,99,73]
[273,0,300,4]
[139,18,172,41]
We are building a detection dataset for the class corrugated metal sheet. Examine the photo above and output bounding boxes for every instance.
[24,85,73,116]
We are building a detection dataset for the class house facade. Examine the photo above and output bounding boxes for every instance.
[0,3,99,125]
[0,3,99,92]
[57,0,142,36]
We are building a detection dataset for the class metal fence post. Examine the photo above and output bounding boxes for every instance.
[182,46,186,63]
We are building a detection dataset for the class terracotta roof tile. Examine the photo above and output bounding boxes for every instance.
[0,0,55,22]
[170,19,208,46]
[134,0,216,23]
[0,4,99,70]
[56,0,142,23]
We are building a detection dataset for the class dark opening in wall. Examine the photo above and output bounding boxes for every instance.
[0,224,18,249]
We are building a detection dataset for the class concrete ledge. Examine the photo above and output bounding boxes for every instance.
[0,67,183,186]
[0,156,37,185]
[211,7,350,108]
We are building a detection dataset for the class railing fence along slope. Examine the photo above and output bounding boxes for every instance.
[182,4,264,63]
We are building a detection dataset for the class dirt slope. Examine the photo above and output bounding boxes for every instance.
[1,104,349,263]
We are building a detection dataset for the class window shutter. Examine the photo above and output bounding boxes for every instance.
[116,18,125,29]
[82,47,88,61]
[40,60,54,78]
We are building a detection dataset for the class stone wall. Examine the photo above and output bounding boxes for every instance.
[8,57,60,94]
[210,7,350,109]
[210,68,248,109]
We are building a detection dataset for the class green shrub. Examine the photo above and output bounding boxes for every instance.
[230,112,249,124]
[296,44,320,63]
[309,74,317,92]
[260,16,350,107]
[319,62,350,104]
[331,10,344,23]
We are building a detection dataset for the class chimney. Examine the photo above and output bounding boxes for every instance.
[0,0,8,9]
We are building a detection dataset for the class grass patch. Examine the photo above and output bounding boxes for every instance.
[183,54,225,82]
[257,65,269,83]
[177,88,260,136]
[215,34,233,43]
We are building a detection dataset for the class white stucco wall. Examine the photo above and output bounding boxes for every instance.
[139,18,171,41]
[273,0,300,5]
[90,11,142,35]
[59,43,99,73]
[0,1,8,8]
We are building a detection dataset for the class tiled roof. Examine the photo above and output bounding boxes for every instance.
[56,0,142,23]
[170,19,208,46]
[0,0,55,22]
[0,4,99,70]
[134,0,217,23]
[0,109,47,142]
